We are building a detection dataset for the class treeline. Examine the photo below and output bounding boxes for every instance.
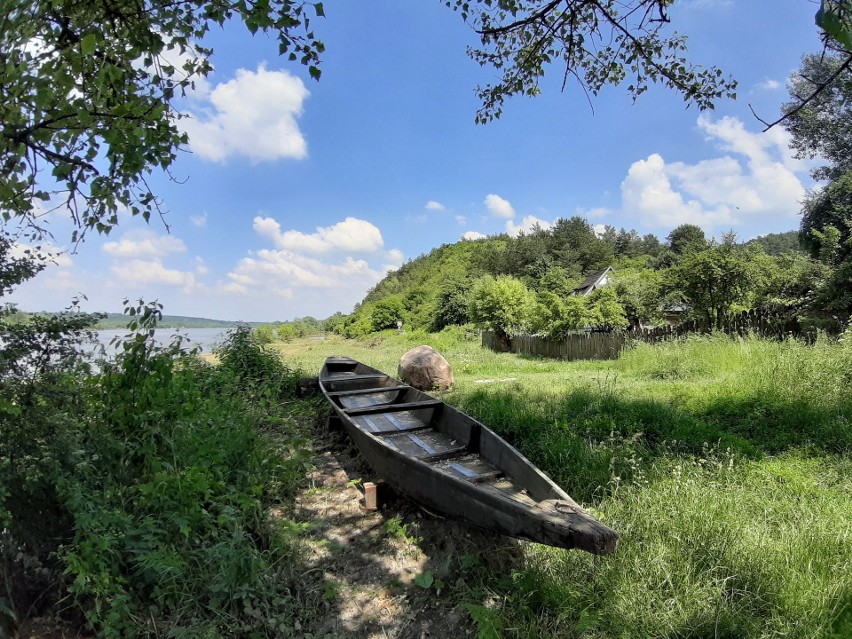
[323,219,843,340]
[94,313,250,329]
[252,314,346,343]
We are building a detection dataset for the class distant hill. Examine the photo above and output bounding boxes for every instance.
[95,313,260,329]
[339,221,806,336]
[746,231,803,256]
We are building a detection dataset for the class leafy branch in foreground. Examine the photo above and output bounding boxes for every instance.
[447,0,738,123]
[0,0,326,241]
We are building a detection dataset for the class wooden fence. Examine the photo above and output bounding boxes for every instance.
[482,330,626,360]
[633,310,802,343]
[482,310,804,361]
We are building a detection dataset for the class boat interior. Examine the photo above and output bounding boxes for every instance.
[321,357,560,504]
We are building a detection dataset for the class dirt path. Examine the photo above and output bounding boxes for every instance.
[293,420,522,639]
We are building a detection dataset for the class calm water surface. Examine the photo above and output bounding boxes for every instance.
[95,327,229,354]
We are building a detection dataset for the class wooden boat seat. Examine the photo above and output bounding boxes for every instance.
[327,373,390,382]
[343,399,441,416]
[326,385,409,398]
[440,457,505,484]
[354,412,432,435]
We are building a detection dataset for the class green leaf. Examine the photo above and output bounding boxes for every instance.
[413,570,433,589]
[816,4,852,49]
[81,33,97,55]
[315,2,325,17]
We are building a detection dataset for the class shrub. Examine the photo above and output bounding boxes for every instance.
[469,275,536,335]
[2,302,313,637]
[371,296,406,331]
[253,324,275,344]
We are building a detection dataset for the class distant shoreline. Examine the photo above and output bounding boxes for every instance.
[93,313,262,330]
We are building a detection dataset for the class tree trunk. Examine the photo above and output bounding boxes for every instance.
[494,327,512,352]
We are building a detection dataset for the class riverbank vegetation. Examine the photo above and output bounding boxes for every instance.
[0,303,324,637]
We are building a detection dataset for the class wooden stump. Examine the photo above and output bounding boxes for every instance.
[363,481,393,511]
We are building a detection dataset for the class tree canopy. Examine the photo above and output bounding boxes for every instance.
[0,0,325,240]
[447,0,738,123]
[782,52,852,182]
[664,235,767,328]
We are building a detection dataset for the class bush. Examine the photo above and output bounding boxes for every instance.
[371,296,406,331]
[469,275,536,335]
[253,324,275,344]
[2,303,313,637]
[277,323,299,342]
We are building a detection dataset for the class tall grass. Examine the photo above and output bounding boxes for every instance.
[279,330,852,638]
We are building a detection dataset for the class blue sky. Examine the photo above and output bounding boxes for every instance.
[11,0,827,321]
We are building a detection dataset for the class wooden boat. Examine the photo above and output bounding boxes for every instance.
[319,356,618,555]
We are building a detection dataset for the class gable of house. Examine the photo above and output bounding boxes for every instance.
[573,266,614,296]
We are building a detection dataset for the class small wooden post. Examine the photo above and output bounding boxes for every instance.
[364,482,379,510]
[363,481,391,511]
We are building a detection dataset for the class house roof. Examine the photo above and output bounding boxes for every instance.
[573,266,614,295]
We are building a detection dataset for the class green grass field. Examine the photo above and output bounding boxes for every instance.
[276,330,852,639]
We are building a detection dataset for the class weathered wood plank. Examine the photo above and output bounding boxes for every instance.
[343,399,442,416]
[329,373,390,382]
[419,446,468,463]
[327,385,409,397]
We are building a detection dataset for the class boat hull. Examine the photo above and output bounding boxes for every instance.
[320,357,617,555]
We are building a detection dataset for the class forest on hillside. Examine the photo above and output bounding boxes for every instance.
[264,221,846,343]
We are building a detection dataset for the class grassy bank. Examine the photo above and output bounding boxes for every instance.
[277,330,852,638]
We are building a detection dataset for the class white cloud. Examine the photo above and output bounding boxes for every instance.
[593,224,608,237]
[223,250,384,294]
[618,115,806,231]
[455,215,467,225]
[103,230,187,259]
[505,215,553,238]
[190,212,208,227]
[220,214,395,315]
[111,259,198,291]
[181,64,309,163]
[484,193,515,219]
[253,216,384,254]
[425,200,446,211]
[385,248,404,266]
[757,78,781,91]
[462,231,487,241]
[195,256,209,275]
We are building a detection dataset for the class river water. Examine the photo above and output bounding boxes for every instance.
[95,327,230,355]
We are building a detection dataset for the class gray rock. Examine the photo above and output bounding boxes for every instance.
[398,345,454,391]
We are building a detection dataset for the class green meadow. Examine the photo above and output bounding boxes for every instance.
[278,330,852,639]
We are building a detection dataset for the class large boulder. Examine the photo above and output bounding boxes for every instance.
[398,345,454,391]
